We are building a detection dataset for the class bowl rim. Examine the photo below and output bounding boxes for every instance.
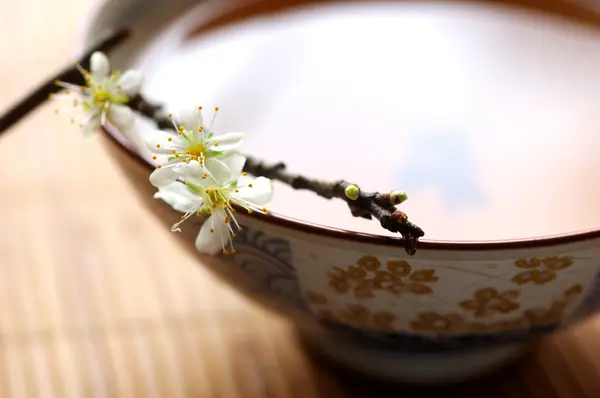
[105,126,600,252]
[94,0,600,252]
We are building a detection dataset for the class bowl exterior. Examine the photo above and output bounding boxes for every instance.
[103,134,600,382]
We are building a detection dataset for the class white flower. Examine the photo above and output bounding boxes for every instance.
[154,156,273,255]
[52,51,143,133]
[144,106,244,179]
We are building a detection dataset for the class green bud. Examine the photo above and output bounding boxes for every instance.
[344,184,360,200]
[390,191,408,205]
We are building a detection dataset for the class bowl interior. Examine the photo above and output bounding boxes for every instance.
[100,1,600,242]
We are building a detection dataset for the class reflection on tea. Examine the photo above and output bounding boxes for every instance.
[140,3,600,240]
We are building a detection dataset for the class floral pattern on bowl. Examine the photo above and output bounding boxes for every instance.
[212,220,600,353]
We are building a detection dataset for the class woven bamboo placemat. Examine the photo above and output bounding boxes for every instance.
[4,1,600,397]
[0,2,312,397]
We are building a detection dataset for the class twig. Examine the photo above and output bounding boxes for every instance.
[0,28,131,133]
[129,96,425,255]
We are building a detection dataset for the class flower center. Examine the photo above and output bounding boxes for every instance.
[85,72,129,107]
[188,143,206,157]
[205,188,230,209]
[94,90,110,103]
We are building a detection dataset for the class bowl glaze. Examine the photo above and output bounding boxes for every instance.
[82,0,600,383]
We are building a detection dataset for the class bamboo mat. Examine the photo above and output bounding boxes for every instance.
[0,1,317,397]
[4,0,600,397]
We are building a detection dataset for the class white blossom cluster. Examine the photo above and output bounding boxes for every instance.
[54,51,273,255]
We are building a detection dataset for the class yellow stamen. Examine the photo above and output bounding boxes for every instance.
[248,184,253,188]
[222,249,229,255]
[157,164,162,169]
[152,156,157,160]
[168,113,173,118]
[237,227,243,232]
[168,137,173,142]
[210,228,215,233]
[214,106,219,111]
[156,144,161,148]
[242,172,248,176]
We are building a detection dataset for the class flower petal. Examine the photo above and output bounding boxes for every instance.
[211,132,244,151]
[235,177,273,205]
[107,104,134,130]
[144,130,181,154]
[203,158,231,184]
[195,211,229,255]
[90,51,110,80]
[179,106,204,133]
[116,70,143,96]
[173,160,203,174]
[82,114,101,135]
[149,166,180,188]
[222,153,246,180]
[154,182,200,213]
[172,160,214,187]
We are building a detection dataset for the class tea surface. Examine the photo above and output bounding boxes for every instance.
[137,2,600,241]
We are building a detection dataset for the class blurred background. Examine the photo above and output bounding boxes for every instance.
[0,0,322,397]
[3,0,600,397]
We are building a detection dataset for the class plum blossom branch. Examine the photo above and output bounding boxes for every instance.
[0,28,426,255]
[129,96,425,255]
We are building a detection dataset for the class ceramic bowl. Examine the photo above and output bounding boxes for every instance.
[80,0,600,383]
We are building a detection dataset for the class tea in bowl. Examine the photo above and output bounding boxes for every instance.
[81,0,600,383]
